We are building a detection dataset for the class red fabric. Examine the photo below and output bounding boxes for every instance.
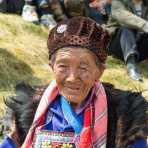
[79,106,92,148]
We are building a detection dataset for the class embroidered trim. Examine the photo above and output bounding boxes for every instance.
[33,130,76,148]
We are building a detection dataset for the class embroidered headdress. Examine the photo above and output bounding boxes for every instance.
[47,16,110,63]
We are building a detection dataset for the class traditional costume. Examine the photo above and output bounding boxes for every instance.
[0,17,147,148]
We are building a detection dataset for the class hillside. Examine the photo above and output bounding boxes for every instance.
[0,13,148,111]
[0,13,53,108]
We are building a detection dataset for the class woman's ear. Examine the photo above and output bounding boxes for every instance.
[95,64,106,80]
[48,61,53,69]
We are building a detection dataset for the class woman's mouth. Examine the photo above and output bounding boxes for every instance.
[65,86,81,94]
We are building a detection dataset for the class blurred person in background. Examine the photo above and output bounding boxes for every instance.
[22,0,112,28]
[49,0,84,21]
[0,0,24,14]
[52,0,112,24]
[22,0,57,28]
[85,0,112,24]
[108,0,148,81]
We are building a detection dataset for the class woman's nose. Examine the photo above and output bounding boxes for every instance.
[66,70,78,82]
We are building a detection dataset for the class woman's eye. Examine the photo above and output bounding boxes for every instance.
[80,67,87,71]
[58,65,68,68]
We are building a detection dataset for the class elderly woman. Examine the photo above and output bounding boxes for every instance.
[0,17,147,148]
[22,16,148,148]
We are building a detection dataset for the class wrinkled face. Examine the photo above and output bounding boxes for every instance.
[50,47,104,106]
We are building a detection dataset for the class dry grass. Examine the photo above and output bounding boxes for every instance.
[0,14,53,89]
[0,13,148,113]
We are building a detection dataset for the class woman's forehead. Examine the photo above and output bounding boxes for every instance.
[55,47,96,62]
[55,47,96,64]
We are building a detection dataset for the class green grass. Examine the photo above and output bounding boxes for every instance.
[0,13,148,113]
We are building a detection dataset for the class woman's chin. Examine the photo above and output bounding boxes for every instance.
[63,94,82,105]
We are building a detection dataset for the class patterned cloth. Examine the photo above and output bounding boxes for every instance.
[22,80,108,148]
[33,130,75,148]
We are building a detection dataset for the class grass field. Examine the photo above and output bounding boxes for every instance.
[0,13,148,115]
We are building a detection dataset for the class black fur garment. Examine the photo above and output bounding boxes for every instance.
[3,82,148,147]
[3,83,39,145]
[104,83,148,148]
